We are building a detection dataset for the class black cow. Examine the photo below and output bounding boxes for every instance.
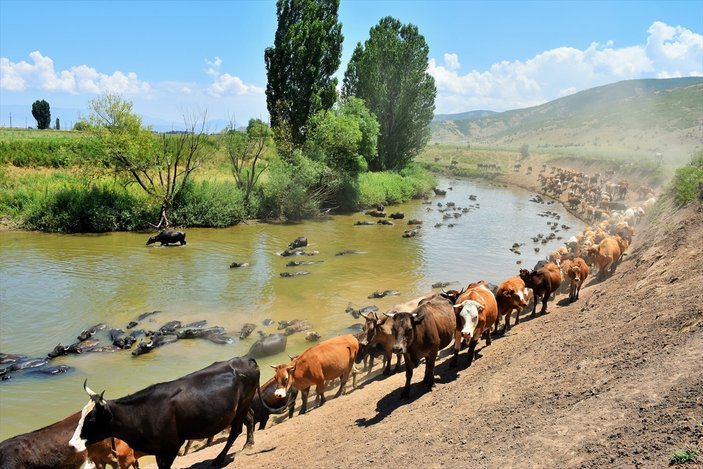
[146,231,186,246]
[288,237,308,249]
[69,356,261,468]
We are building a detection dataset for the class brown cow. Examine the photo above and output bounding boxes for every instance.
[358,293,436,375]
[519,262,562,316]
[0,411,140,469]
[270,334,359,414]
[450,281,499,366]
[563,257,589,302]
[386,297,456,398]
[494,276,532,333]
[587,236,622,280]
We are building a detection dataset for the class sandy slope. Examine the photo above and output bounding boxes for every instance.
[149,163,703,469]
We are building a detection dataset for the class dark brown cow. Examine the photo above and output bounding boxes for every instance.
[0,411,140,469]
[519,262,562,316]
[450,281,499,367]
[270,334,359,415]
[386,297,456,398]
[494,276,532,333]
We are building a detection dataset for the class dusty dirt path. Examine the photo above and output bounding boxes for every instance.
[148,164,702,469]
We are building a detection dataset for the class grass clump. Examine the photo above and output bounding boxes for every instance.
[356,164,435,208]
[670,152,703,206]
[670,448,698,465]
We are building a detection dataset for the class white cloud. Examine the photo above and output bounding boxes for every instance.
[429,21,703,113]
[443,53,460,71]
[0,51,151,95]
[205,57,264,96]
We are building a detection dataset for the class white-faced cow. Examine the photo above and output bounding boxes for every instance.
[449,281,499,367]
[69,356,262,469]
[386,296,456,398]
[270,334,359,415]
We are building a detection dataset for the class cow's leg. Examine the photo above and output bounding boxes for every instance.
[401,353,413,398]
[244,409,255,448]
[393,352,402,374]
[317,380,327,405]
[299,387,310,414]
[382,350,392,375]
[504,310,512,333]
[287,388,297,419]
[466,340,478,367]
[540,295,549,314]
[530,298,538,317]
[423,351,438,389]
[336,370,350,398]
[155,449,179,469]
[450,331,462,367]
[485,329,492,346]
[213,420,244,467]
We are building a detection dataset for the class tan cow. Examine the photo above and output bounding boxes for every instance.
[587,236,622,280]
[271,334,359,415]
[563,257,589,302]
[494,276,532,333]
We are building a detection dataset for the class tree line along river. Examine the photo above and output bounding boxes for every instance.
[0,177,583,441]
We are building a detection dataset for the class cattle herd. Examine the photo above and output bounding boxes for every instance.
[0,163,656,469]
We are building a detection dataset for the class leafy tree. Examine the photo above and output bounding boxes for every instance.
[342,16,436,170]
[55,118,60,130]
[520,143,530,159]
[265,0,343,148]
[82,93,209,228]
[223,118,273,204]
[31,99,51,129]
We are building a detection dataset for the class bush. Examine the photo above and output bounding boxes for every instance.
[256,156,323,221]
[670,448,697,465]
[23,182,155,232]
[170,180,248,227]
[356,164,435,208]
[670,153,703,205]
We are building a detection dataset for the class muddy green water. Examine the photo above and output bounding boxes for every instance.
[0,177,583,441]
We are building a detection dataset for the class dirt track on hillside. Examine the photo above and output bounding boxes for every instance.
[150,162,703,469]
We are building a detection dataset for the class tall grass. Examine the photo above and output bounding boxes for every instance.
[356,164,436,208]
[670,153,703,205]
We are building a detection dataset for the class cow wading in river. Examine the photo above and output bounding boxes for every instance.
[146,230,186,246]
[386,296,456,398]
[69,356,272,469]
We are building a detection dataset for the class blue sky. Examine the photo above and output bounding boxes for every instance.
[1,0,702,130]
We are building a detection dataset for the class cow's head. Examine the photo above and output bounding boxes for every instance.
[270,363,296,398]
[69,380,111,452]
[145,236,157,246]
[440,288,463,305]
[453,299,483,341]
[501,287,528,309]
[386,311,424,354]
[358,311,381,347]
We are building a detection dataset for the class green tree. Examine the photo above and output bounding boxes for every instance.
[223,118,273,204]
[31,99,51,129]
[265,0,343,148]
[55,118,60,130]
[82,93,209,228]
[342,17,436,170]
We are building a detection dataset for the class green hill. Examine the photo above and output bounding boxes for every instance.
[430,77,703,164]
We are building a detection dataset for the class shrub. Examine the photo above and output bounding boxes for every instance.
[170,180,248,227]
[670,448,697,465]
[670,152,703,205]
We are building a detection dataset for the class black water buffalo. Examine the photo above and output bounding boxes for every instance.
[69,356,261,468]
[247,333,287,358]
[288,237,308,249]
[146,230,186,246]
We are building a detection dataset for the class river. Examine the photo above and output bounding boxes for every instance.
[0,176,583,441]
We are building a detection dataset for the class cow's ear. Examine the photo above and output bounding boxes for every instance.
[412,311,426,325]
[287,364,296,374]
[501,289,512,298]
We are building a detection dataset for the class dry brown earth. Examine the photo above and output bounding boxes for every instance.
[148,163,703,469]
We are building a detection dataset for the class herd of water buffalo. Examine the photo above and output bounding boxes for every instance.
[0,164,653,468]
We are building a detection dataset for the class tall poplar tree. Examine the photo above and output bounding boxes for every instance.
[31,99,51,130]
[342,16,436,170]
[264,0,343,148]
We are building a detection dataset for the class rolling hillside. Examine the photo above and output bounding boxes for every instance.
[431,77,703,164]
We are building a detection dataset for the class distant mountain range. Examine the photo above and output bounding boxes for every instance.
[430,77,703,162]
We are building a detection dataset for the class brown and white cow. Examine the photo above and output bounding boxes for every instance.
[0,411,141,469]
[519,262,562,316]
[270,334,359,415]
[386,296,456,398]
[450,281,499,367]
[562,257,589,302]
[494,276,532,333]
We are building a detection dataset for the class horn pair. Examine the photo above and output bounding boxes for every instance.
[83,379,107,405]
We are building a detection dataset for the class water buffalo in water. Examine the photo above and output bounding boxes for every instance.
[146,230,186,246]
[248,333,287,358]
[389,212,405,220]
[288,237,308,249]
